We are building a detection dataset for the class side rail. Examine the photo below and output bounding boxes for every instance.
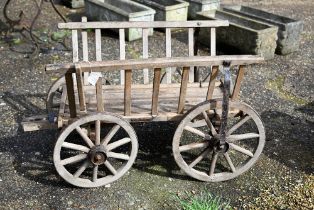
[58,20,229,84]
[46,55,263,119]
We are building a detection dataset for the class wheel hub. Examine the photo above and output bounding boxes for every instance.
[210,135,229,153]
[88,145,107,165]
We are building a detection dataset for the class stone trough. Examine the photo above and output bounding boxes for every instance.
[132,0,189,22]
[62,0,84,8]
[185,0,220,19]
[222,5,303,55]
[85,0,155,41]
[196,10,278,60]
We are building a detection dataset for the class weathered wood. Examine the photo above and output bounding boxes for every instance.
[124,69,132,116]
[165,28,172,84]
[96,77,104,112]
[207,65,219,100]
[46,55,264,73]
[72,30,79,62]
[59,20,229,29]
[75,65,86,111]
[231,65,245,100]
[142,28,149,84]
[65,72,77,118]
[178,67,190,114]
[119,28,126,85]
[188,28,194,83]
[95,29,102,61]
[151,68,161,115]
[81,17,89,85]
[210,28,216,56]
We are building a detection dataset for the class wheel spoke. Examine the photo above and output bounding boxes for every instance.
[202,111,217,135]
[107,152,130,160]
[104,161,117,175]
[60,154,87,165]
[73,160,90,178]
[62,142,90,153]
[209,152,218,176]
[179,141,209,152]
[76,126,95,148]
[229,143,254,157]
[184,126,206,138]
[95,120,101,145]
[224,153,236,172]
[101,125,120,146]
[189,148,211,168]
[227,133,260,142]
[93,165,98,182]
[106,137,131,151]
[227,115,251,135]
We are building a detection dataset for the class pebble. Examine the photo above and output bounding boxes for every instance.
[35,152,41,156]
[0,179,2,182]
[67,201,73,205]
[105,184,111,188]
[0,103,6,106]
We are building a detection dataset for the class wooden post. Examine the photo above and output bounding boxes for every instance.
[96,78,104,112]
[119,28,126,85]
[207,65,219,100]
[65,72,77,118]
[151,68,161,115]
[142,28,149,84]
[231,65,245,100]
[165,28,172,84]
[75,64,86,112]
[188,28,194,83]
[178,67,190,114]
[124,69,132,116]
[82,17,89,85]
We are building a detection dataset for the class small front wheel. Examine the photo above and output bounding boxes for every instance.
[173,100,265,182]
[54,113,138,188]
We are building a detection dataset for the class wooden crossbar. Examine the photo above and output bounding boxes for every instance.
[46,55,264,73]
[58,20,229,29]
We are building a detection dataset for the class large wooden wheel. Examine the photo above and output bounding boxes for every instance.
[46,76,65,114]
[173,100,265,182]
[53,113,138,188]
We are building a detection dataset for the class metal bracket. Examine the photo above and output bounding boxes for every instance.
[218,61,231,148]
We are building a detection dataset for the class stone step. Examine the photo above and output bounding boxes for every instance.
[186,0,221,19]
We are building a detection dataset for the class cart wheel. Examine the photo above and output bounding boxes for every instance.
[54,113,138,188]
[173,100,265,182]
[46,76,65,114]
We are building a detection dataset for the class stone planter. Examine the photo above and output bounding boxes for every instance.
[133,0,189,23]
[62,0,84,8]
[222,5,303,55]
[85,0,155,41]
[196,10,278,60]
[186,0,220,19]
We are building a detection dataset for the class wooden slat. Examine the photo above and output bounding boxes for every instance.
[188,28,194,83]
[165,28,172,84]
[65,72,77,118]
[81,17,89,85]
[75,65,86,111]
[95,29,102,61]
[96,77,104,112]
[59,20,229,30]
[119,29,126,85]
[72,29,79,62]
[124,69,132,116]
[211,28,216,56]
[142,28,149,84]
[194,27,200,82]
[151,68,161,115]
[207,65,219,100]
[231,65,245,100]
[178,67,190,114]
[46,55,264,73]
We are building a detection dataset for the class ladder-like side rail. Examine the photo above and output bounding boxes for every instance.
[61,20,229,85]
[46,55,263,119]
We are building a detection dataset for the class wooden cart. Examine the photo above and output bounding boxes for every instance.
[22,20,265,188]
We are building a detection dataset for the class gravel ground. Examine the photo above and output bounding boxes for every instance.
[0,0,313,209]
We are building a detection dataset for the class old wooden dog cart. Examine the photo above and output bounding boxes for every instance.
[22,20,265,188]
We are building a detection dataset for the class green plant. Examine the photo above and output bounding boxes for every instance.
[175,190,232,210]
